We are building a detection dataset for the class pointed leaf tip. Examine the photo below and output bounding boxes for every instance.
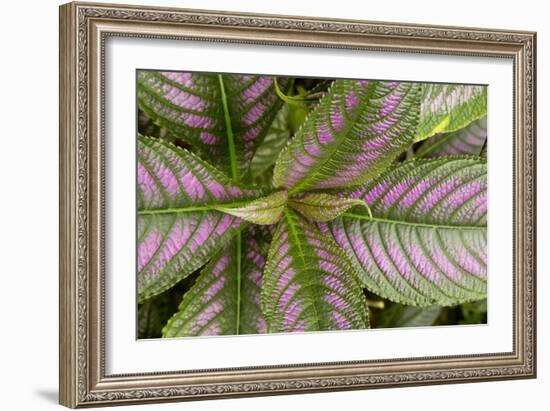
[273,79,421,193]
[289,192,368,222]
[213,191,288,225]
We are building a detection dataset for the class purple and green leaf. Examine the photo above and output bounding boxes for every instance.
[262,209,369,332]
[138,71,290,180]
[416,84,487,142]
[213,191,288,225]
[273,80,422,194]
[162,227,269,337]
[137,135,264,301]
[417,117,487,157]
[323,157,487,306]
[288,192,368,222]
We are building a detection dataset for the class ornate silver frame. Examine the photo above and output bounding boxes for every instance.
[59,1,536,408]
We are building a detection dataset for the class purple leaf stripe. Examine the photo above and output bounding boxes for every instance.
[273,80,421,193]
[262,209,369,332]
[322,157,487,306]
[162,227,268,336]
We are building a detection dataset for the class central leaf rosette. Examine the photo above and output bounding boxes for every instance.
[214,190,369,226]
[137,73,487,336]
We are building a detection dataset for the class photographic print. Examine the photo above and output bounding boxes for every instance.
[59,4,536,406]
[136,71,488,338]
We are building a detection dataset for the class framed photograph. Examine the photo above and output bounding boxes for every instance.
[59,1,536,408]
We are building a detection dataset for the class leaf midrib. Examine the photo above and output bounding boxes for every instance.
[283,209,322,330]
[343,212,486,230]
[286,81,374,195]
[138,199,257,215]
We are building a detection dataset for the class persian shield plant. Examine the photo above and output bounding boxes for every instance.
[136,71,487,337]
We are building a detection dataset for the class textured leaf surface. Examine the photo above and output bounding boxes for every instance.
[323,157,487,306]
[416,84,487,142]
[288,193,367,222]
[214,191,288,225]
[273,80,421,193]
[376,304,441,328]
[417,117,487,157]
[137,136,262,301]
[341,157,487,226]
[249,104,292,178]
[138,71,290,179]
[162,227,268,337]
[262,209,369,332]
